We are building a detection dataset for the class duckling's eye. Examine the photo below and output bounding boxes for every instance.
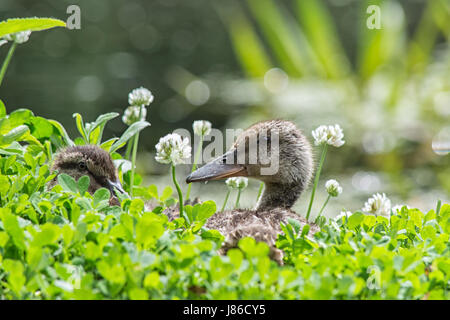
[78,161,87,170]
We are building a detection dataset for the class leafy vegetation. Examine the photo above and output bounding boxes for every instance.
[1,13,449,300]
[0,100,449,299]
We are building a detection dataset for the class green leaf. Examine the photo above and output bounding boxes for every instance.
[1,210,26,250]
[8,108,33,128]
[143,272,160,289]
[148,185,158,199]
[160,186,173,202]
[3,259,26,295]
[96,261,126,285]
[0,100,5,118]
[300,224,310,237]
[88,112,119,145]
[287,218,302,234]
[93,188,110,207]
[347,212,365,229]
[72,113,88,143]
[48,119,74,146]
[30,116,53,139]
[136,214,164,248]
[33,223,61,246]
[201,229,224,244]
[0,125,29,146]
[77,175,90,196]
[196,200,216,221]
[110,121,150,153]
[0,17,66,38]
[0,175,10,194]
[129,288,149,300]
[57,173,78,193]
[100,138,119,152]
[129,198,144,216]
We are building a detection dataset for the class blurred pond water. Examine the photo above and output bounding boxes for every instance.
[1,0,449,215]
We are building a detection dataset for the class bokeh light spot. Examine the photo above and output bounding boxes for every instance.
[185,80,210,106]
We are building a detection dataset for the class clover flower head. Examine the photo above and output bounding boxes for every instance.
[122,106,147,125]
[4,30,32,44]
[225,177,248,190]
[155,133,191,166]
[128,87,154,106]
[312,124,345,147]
[362,193,391,217]
[325,179,342,197]
[334,210,351,222]
[193,120,212,137]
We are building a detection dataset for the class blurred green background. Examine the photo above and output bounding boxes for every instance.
[1,0,449,217]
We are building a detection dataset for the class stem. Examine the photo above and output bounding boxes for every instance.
[185,135,203,200]
[235,189,242,208]
[221,189,231,212]
[172,164,185,221]
[436,199,442,216]
[0,42,17,87]
[315,195,331,224]
[306,144,328,221]
[97,126,105,145]
[256,182,264,203]
[125,140,133,160]
[129,105,143,197]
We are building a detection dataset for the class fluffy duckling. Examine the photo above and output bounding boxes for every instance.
[48,145,196,213]
[47,145,126,205]
[186,120,319,263]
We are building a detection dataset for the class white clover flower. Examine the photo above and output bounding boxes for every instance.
[325,179,342,197]
[155,133,191,166]
[334,210,352,222]
[362,193,391,217]
[193,120,212,137]
[122,106,147,125]
[4,31,32,44]
[312,124,345,147]
[391,204,410,213]
[225,177,248,190]
[128,87,154,106]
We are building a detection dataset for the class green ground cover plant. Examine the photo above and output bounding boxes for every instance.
[0,101,449,299]
[0,16,449,300]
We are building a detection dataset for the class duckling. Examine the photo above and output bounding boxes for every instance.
[186,120,319,263]
[47,145,126,205]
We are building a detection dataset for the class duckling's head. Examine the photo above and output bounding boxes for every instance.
[186,120,313,210]
[48,145,126,204]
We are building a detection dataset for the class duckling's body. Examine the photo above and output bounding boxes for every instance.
[186,120,318,263]
[205,208,319,263]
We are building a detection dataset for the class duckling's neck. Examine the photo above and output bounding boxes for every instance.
[255,181,304,211]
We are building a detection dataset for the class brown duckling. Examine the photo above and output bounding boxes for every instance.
[47,145,126,205]
[48,145,196,213]
[186,120,319,263]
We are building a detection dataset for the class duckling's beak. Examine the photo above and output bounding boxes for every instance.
[186,150,247,183]
[106,179,127,196]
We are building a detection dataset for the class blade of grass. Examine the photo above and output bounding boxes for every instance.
[407,0,440,72]
[214,1,272,78]
[246,0,312,77]
[357,0,406,80]
[295,0,350,78]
